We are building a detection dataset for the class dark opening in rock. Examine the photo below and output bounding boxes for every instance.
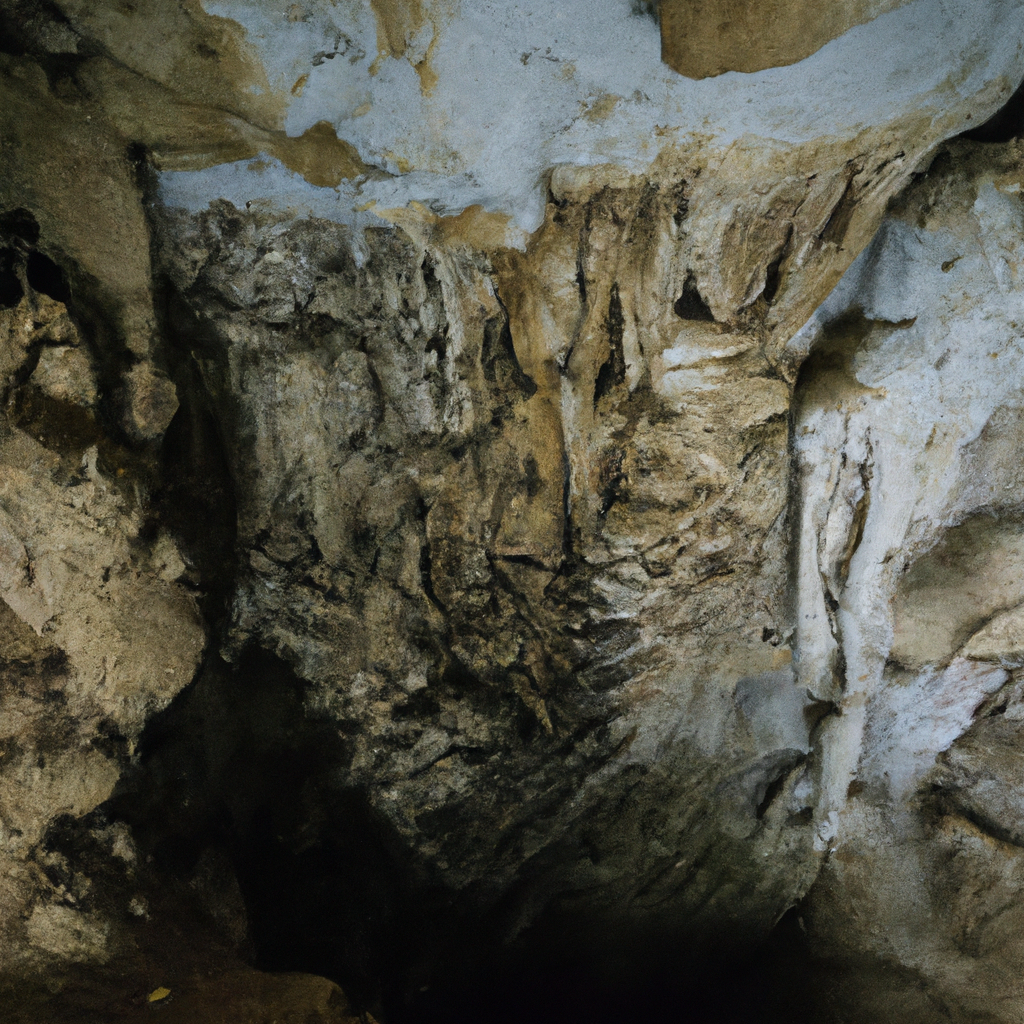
[0,207,40,247]
[0,248,23,307]
[963,77,1024,143]
[673,276,715,321]
[104,643,821,1023]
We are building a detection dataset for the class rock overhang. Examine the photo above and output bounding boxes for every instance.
[158,0,1024,236]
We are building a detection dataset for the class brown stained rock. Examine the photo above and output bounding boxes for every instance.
[369,0,427,63]
[30,346,99,409]
[275,121,373,188]
[658,0,911,79]
[0,54,156,361]
[120,364,179,442]
[51,0,285,133]
[74,57,375,183]
[367,0,441,93]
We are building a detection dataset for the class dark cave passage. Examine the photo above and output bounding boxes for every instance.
[102,645,821,1024]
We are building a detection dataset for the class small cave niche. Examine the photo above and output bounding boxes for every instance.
[0,207,41,247]
[0,248,23,307]
[963,77,1024,143]
[155,361,239,618]
[0,208,39,308]
[673,275,716,322]
[762,231,792,307]
[107,649,437,1017]
[25,249,72,305]
[0,208,74,308]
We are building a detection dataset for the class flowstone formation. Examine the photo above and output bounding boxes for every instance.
[3,0,1024,1021]
[793,137,1024,1023]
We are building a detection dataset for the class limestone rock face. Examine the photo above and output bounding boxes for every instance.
[3,0,1024,1020]
[792,137,1024,1023]
[0,278,205,976]
[658,0,911,79]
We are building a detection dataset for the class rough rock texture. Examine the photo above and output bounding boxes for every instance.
[658,0,911,79]
[791,137,1024,1023]
[0,276,205,977]
[3,0,1024,1022]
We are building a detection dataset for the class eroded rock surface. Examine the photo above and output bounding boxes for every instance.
[793,137,1024,1022]
[658,0,911,79]
[0,256,205,977]
[3,0,1024,1021]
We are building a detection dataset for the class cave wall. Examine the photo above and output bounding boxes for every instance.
[2,1,1024,1021]
[657,0,912,79]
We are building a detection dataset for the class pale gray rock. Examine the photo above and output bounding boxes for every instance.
[793,137,1024,1022]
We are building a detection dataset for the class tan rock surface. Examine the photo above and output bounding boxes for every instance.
[0,281,204,978]
[659,0,911,79]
